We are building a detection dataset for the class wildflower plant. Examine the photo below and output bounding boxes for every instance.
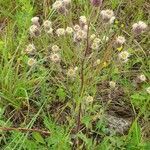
[0,0,149,149]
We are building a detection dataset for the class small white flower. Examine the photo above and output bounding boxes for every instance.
[73,24,81,31]
[29,25,40,37]
[91,42,99,50]
[31,17,39,25]
[75,30,87,40]
[93,38,101,44]
[56,28,66,36]
[109,16,116,24]
[109,81,116,88]
[79,16,87,26]
[83,25,88,32]
[67,67,77,77]
[52,0,63,10]
[63,0,71,8]
[50,53,61,63]
[25,44,36,54]
[119,51,130,61]
[66,27,73,34]
[86,96,94,103]
[132,21,147,34]
[47,28,53,34]
[146,87,150,94]
[116,36,126,45]
[90,34,96,40]
[138,74,146,82]
[94,59,101,66]
[100,9,115,22]
[52,45,60,52]
[43,20,52,31]
[27,58,36,66]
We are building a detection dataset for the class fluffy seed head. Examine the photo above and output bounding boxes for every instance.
[109,81,116,88]
[67,67,77,77]
[146,87,150,94]
[52,0,67,14]
[63,0,71,9]
[132,21,147,35]
[79,16,87,26]
[109,16,116,24]
[90,34,96,41]
[43,20,52,31]
[119,51,130,62]
[75,30,87,41]
[25,44,36,54]
[56,28,66,36]
[100,9,115,23]
[138,74,146,82]
[31,17,40,26]
[116,36,126,45]
[66,27,73,34]
[86,96,94,103]
[73,24,81,31]
[52,45,60,52]
[50,53,61,63]
[91,42,99,50]
[93,38,101,44]
[29,25,40,37]
[47,28,53,34]
[27,58,36,66]
[52,0,63,10]
[90,0,103,7]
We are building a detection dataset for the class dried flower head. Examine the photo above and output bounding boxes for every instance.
[86,96,94,103]
[83,25,88,32]
[67,67,78,77]
[109,16,116,24]
[132,21,147,35]
[50,53,61,63]
[91,42,99,50]
[27,58,36,66]
[90,0,103,7]
[116,36,126,45]
[75,30,87,41]
[29,25,40,37]
[47,28,53,35]
[146,87,150,94]
[90,34,96,41]
[79,16,87,27]
[66,26,73,34]
[31,17,40,26]
[52,45,60,52]
[56,28,66,36]
[100,9,115,23]
[43,20,52,31]
[25,44,36,54]
[52,0,67,14]
[73,24,81,31]
[63,0,71,9]
[94,59,101,66]
[119,51,130,62]
[93,38,101,44]
[138,74,146,82]
[109,81,116,88]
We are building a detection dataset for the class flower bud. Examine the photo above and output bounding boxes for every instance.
[90,0,103,7]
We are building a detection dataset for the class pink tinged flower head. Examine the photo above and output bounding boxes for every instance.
[90,0,103,7]
[29,25,40,37]
[132,21,148,35]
